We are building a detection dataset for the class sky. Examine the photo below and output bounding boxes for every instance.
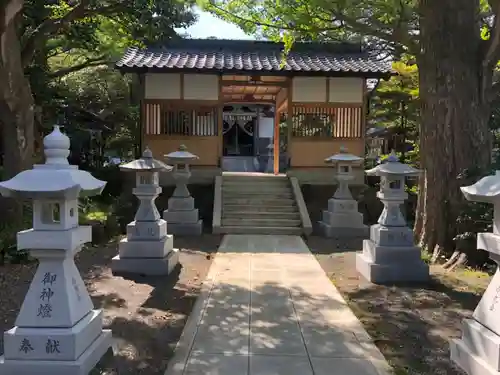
[178,8,255,40]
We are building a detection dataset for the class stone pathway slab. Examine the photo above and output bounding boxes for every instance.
[164,235,392,375]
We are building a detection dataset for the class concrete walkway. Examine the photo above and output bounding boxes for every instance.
[165,235,392,375]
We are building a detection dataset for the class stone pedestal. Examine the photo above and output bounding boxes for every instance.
[450,171,500,375]
[319,189,368,242]
[0,246,112,374]
[356,153,429,284]
[319,147,368,248]
[112,219,180,276]
[0,125,112,375]
[163,189,203,236]
[356,224,429,284]
[163,146,203,236]
[112,148,179,276]
[451,239,500,375]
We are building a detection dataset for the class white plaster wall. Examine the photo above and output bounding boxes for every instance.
[258,116,274,138]
[292,77,326,102]
[144,73,181,99]
[184,74,219,100]
[329,78,364,103]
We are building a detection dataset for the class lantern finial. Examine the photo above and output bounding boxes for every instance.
[386,150,399,163]
[43,125,70,165]
[142,146,153,159]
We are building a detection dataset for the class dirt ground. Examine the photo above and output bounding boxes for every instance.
[306,236,491,375]
[0,234,222,375]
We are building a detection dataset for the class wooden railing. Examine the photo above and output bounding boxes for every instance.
[143,101,218,136]
[291,105,362,138]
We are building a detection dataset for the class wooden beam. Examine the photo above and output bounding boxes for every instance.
[222,98,276,104]
[290,102,363,108]
[221,80,288,88]
[276,99,287,114]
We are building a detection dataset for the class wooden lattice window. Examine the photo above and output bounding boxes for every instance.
[144,102,218,136]
[291,105,362,138]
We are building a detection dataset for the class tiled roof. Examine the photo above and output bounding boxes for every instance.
[116,39,392,77]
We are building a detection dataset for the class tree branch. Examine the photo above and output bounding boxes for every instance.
[48,55,108,79]
[21,0,91,68]
[21,1,124,68]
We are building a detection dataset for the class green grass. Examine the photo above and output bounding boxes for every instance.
[84,210,108,222]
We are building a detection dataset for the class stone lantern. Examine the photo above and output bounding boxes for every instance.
[0,126,111,374]
[319,146,368,245]
[356,152,429,283]
[265,142,274,173]
[450,170,500,375]
[163,145,203,235]
[111,147,179,276]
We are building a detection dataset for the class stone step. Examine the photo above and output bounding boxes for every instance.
[221,218,302,227]
[222,197,296,205]
[223,204,298,213]
[222,211,300,219]
[222,181,291,188]
[222,184,291,191]
[216,225,304,235]
[223,191,294,199]
[222,172,288,179]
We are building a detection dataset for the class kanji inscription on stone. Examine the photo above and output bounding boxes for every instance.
[489,286,500,311]
[37,303,52,318]
[42,272,57,286]
[45,338,61,354]
[40,288,54,303]
[19,338,34,354]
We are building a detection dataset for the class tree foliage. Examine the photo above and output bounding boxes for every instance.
[0,0,196,251]
[201,0,500,267]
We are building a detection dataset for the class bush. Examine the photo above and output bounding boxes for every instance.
[0,203,33,264]
[85,165,125,203]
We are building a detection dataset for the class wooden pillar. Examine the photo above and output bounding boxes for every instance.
[273,107,280,175]
[218,75,224,166]
[287,78,293,168]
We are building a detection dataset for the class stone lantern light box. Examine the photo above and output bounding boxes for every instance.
[450,170,500,375]
[319,146,368,241]
[111,147,180,276]
[163,145,203,236]
[0,125,112,374]
[356,152,429,284]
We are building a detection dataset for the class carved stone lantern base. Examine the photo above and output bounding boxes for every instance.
[355,224,429,284]
[0,326,111,375]
[112,219,179,276]
[450,233,500,375]
[163,196,203,236]
[319,197,368,249]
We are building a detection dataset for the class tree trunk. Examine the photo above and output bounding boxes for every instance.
[415,0,492,259]
[0,10,35,225]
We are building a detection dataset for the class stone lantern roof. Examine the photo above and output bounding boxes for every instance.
[165,144,199,163]
[120,147,173,172]
[0,125,105,198]
[325,146,363,164]
[365,152,420,177]
[461,171,500,203]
